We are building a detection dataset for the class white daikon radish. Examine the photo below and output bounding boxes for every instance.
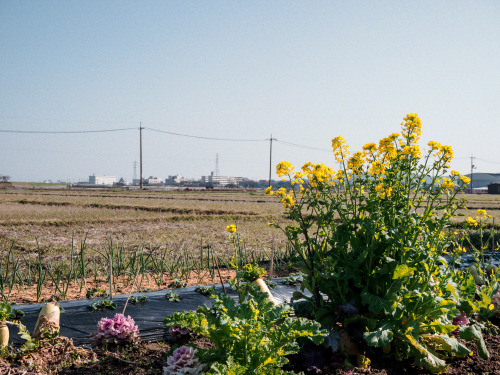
[33,303,60,339]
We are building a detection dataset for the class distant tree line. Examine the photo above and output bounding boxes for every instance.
[0,174,10,182]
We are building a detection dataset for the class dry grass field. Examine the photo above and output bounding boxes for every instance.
[1,186,500,257]
[0,186,290,258]
[0,185,296,302]
[0,184,499,303]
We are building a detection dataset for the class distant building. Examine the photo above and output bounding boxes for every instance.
[465,173,500,190]
[89,175,116,186]
[146,176,163,185]
[488,183,500,194]
[132,176,163,185]
[201,172,243,187]
[165,175,184,184]
[114,178,130,187]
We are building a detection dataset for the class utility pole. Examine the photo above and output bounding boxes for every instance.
[470,155,476,194]
[268,134,277,187]
[140,123,143,189]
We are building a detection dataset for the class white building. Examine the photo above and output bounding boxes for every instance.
[165,175,185,184]
[89,175,116,186]
[201,172,243,187]
[146,176,163,185]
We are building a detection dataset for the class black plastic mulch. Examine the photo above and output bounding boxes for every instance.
[9,278,302,346]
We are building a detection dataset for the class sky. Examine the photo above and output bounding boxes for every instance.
[1,1,499,182]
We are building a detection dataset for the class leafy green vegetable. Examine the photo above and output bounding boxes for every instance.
[89,299,117,312]
[239,263,266,282]
[195,285,215,296]
[164,289,327,374]
[129,295,148,305]
[168,278,187,289]
[165,291,182,302]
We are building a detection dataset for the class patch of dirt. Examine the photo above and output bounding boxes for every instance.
[5,270,241,304]
[315,333,500,374]
[2,332,499,374]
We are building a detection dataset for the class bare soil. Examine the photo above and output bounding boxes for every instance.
[2,332,499,374]
[5,270,240,304]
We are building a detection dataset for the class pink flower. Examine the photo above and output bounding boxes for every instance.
[92,313,140,347]
[163,346,204,375]
[452,311,469,336]
[492,290,500,308]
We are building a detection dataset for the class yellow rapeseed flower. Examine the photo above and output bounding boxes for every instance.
[368,160,385,177]
[276,161,294,177]
[401,113,422,145]
[362,142,377,153]
[265,186,273,195]
[378,135,398,160]
[465,217,478,227]
[440,177,454,192]
[347,151,365,173]
[225,224,237,233]
[331,136,349,162]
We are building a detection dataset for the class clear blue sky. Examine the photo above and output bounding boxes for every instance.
[1,1,499,182]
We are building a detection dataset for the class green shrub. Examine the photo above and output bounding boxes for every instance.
[268,113,489,373]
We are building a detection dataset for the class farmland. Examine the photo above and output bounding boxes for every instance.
[0,186,293,303]
[0,185,500,304]
[0,186,288,254]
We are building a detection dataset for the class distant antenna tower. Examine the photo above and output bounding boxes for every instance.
[133,161,137,181]
[215,153,220,176]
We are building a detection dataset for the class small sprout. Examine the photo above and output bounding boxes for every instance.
[165,291,182,303]
[10,308,26,320]
[168,278,188,289]
[89,299,117,312]
[265,280,277,290]
[86,288,109,299]
[195,285,215,296]
[129,295,149,305]
[281,274,303,286]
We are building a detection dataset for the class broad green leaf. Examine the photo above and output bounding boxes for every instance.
[445,283,459,302]
[459,325,482,341]
[393,264,416,279]
[420,321,457,334]
[477,336,489,359]
[363,322,394,347]
[405,333,448,374]
[459,325,490,359]
[421,334,472,357]
[417,349,449,374]
[361,290,393,314]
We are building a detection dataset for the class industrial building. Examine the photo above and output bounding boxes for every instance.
[465,173,500,190]
[165,175,185,184]
[89,175,116,186]
[488,183,500,194]
[201,172,243,187]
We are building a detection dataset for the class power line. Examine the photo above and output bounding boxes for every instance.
[145,127,267,142]
[276,139,331,152]
[0,128,137,134]
[476,157,500,165]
